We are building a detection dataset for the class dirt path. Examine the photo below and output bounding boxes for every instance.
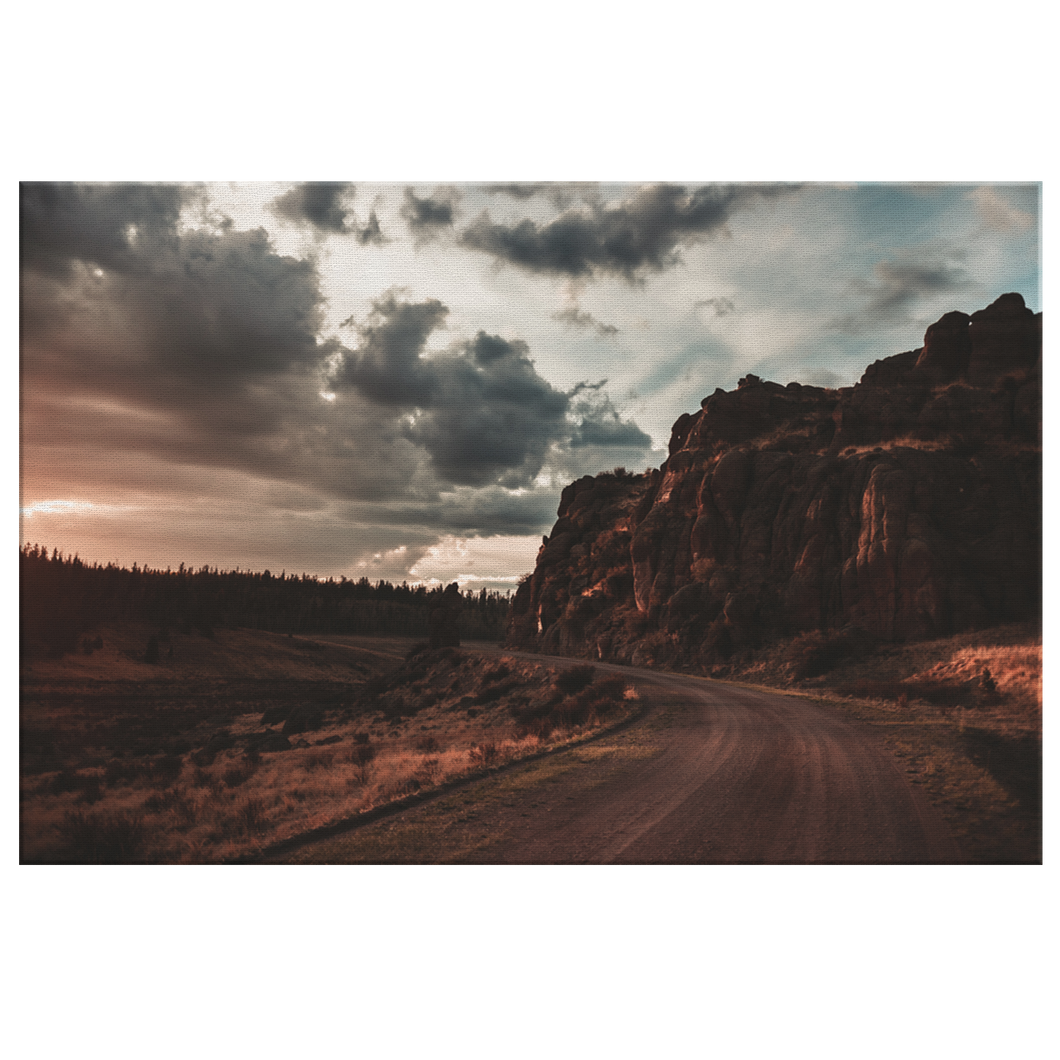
[275,651,961,864]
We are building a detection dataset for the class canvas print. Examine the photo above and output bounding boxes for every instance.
[19,182,1041,864]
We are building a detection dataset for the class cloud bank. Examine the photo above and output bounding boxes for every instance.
[461,182,796,280]
[20,182,655,579]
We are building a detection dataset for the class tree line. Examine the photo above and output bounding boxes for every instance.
[19,544,511,655]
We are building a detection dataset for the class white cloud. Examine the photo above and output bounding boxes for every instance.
[968,186,1034,233]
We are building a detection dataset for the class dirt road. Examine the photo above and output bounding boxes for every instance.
[277,652,961,864]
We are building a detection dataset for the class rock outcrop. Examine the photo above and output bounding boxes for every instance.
[507,295,1041,669]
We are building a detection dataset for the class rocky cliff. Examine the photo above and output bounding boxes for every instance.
[507,294,1042,669]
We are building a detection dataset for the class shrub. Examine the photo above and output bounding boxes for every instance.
[105,758,149,787]
[349,743,377,785]
[593,675,629,700]
[510,693,560,723]
[786,629,862,680]
[51,770,102,802]
[417,756,441,784]
[555,664,596,694]
[222,762,255,788]
[56,810,147,863]
[417,735,440,753]
[238,798,266,835]
[469,742,500,766]
[301,750,334,772]
[517,718,555,741]
[474,678,520,704]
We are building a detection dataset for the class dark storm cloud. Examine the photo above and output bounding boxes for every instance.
[20,181,376,503]
[21,183,331,399]
[568,389,653,450]
[400,186,458,241]
[831,257,971,333]
[333,294,578,488]
[380,484,562,537]
[552,307,619,337]
[20,181,187,277]
[335,293,449,406]
[271,182,387,243]
[460,182,796,281]
[271,182,354,234]
[21,184,655,552]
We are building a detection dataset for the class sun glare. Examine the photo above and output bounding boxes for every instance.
[20,499,100,518]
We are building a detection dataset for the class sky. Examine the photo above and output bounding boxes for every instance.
[18,181,1040,591]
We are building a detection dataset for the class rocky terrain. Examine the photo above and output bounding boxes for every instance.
[507,294,1041,672]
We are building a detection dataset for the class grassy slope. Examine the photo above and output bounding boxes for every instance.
[20,627,635,863]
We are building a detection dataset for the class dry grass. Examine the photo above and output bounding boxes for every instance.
[20,631,635,863]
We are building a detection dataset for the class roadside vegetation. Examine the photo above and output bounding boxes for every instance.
[20,628,635,864]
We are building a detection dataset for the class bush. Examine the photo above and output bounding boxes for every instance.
[518,718,555,741]
[349,743,377,785]
[301,750,334,772]
[238,798,265,835]
[593,675,629,700]
[474,678,521,704]
[56,810,147,863]
[223,762,255,787]
[786,629,862,680]
[555,664,596,694]
[553,695,598,729]
[469,742,500,766]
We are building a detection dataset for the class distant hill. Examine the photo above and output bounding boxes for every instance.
[507,293,1042,670]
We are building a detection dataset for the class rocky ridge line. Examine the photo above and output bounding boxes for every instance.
[506,294,1041,670]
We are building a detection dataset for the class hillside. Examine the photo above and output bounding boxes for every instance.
[507,293,1041,672]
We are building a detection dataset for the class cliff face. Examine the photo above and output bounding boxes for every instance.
[507,294,1042,669]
